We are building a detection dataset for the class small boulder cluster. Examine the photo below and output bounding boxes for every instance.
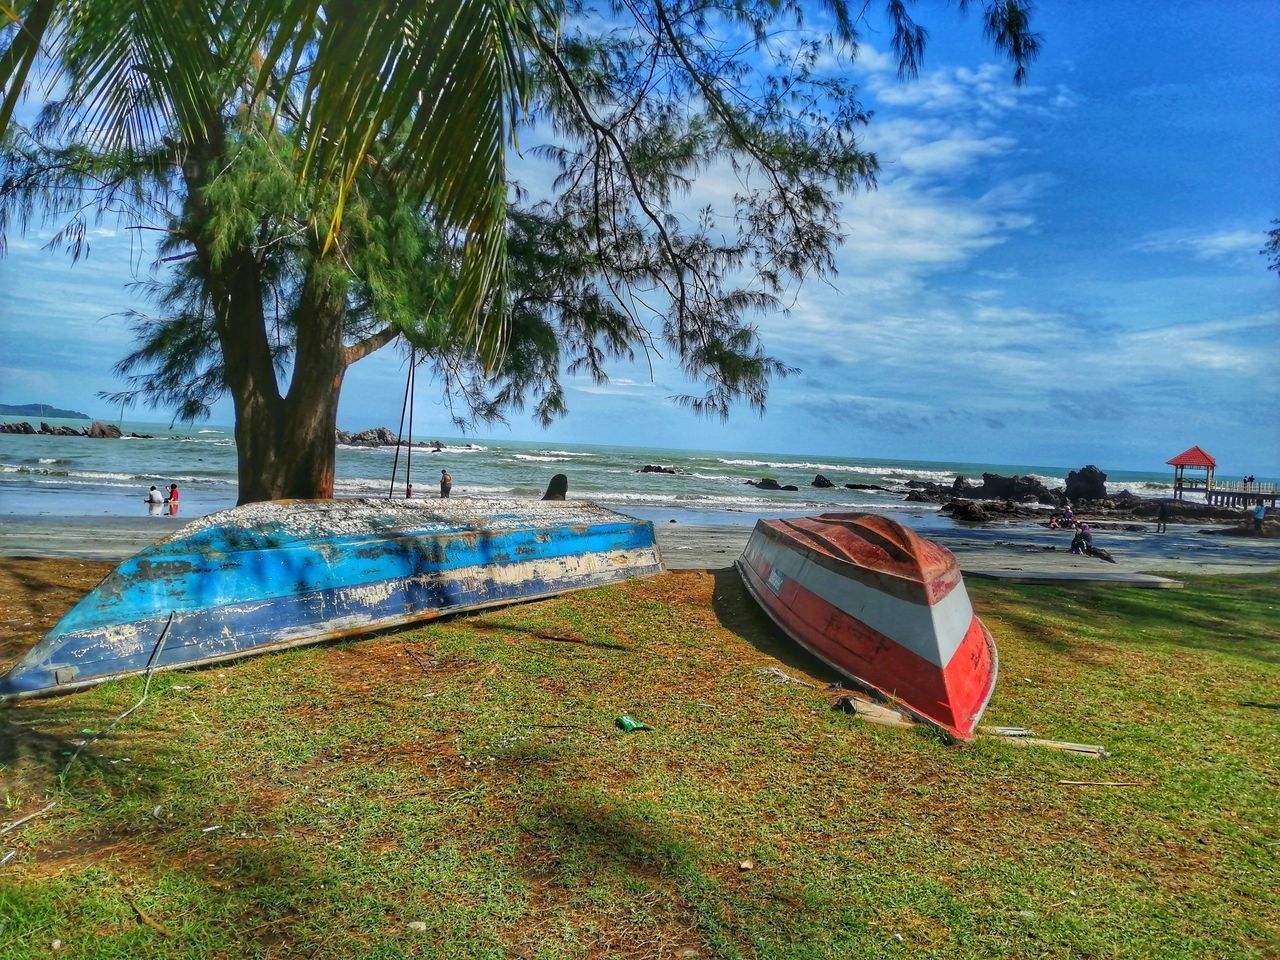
[0,420,152,439]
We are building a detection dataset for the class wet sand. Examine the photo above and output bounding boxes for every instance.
[1,512,1278,575]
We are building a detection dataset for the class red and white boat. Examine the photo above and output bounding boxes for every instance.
[736,513,998,741]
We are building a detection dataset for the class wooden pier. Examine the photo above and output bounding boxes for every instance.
[1177,480,1280,508]
[1167,446,1274,508]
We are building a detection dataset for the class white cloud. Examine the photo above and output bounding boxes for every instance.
[1133,227,1265,263]
[865,61,1043,117]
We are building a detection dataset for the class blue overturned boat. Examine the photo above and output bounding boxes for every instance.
[0,498,663,700]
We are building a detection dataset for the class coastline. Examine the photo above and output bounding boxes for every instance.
[2,508,1278,575]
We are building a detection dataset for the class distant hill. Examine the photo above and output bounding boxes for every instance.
[0,402,91,420]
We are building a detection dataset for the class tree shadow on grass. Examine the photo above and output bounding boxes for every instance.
[0,702,152,793]
[509,785,858,958]
[463,617,633,652]
[974,577,1280,665]
[707,566,843,685]
[0,557,108,666]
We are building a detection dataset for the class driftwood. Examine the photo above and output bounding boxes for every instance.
[827,690,1110,756]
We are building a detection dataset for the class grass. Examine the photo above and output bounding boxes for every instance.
[1,567,1277,959]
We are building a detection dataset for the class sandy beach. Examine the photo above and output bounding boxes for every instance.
[2,510,1278,577]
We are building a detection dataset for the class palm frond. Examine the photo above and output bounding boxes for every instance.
[248,0,544,369]
[0,0,56,135]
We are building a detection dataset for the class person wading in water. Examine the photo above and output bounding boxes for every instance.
[440,469,453,498]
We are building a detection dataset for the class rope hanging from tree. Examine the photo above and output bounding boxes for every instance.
[388,347,416,498]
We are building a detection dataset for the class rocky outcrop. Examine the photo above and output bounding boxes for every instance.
[900,480,953,503]
[336,427,398,447]
[980,499,1048,518]
[844,482,888,491]
[812,474,834,488]
[1129,500,1257,521]
[748,478,798,491]
[639,464,678,474]
[1,420,150,439]
[40,421,82,436]
[1065,465,1108,502]
[86,421,123,439]
[542,473,568,501]
[903,490,940,503]
[953,473,1059,505]
[941,499,991,523]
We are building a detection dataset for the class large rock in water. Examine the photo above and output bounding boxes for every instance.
[86,421,122,439]
[337,426,397,447]
[1065,465,1108,502]
[41,422,84,436]
[941,499,991,523]
[639,464,678,474]
[957,472,1059,504]
[902,481,953,503]
[812,474,834,488]
[748,478,798,491]
[0,421,37,434]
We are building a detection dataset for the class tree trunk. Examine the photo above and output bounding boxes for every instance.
[223,265,351,504]
[182,130,394,505]
[228,377,345,503]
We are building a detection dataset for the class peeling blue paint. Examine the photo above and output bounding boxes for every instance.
[0,499,663,700]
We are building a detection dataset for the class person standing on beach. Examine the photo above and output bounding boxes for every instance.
[1156,500,1171,534]
[1254,500,1266,533]
[440,469,452,498]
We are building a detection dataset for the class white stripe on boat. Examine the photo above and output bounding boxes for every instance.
[744,535,974,669]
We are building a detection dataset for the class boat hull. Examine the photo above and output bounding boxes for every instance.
[736,514,997,740]
[0,498,663,700]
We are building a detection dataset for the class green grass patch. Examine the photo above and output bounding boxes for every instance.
[1,570,1277,958]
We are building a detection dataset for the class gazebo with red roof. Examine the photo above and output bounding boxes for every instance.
[1167,445,1216,501]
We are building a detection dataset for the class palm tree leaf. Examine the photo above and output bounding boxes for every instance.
[0,0,56,136]
[246,0,539,369]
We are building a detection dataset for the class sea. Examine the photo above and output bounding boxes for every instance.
[1,415,1238,533]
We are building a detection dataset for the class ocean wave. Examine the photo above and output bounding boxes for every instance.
[1107,480,1172,496]
[510,454,573,463]
[878,467,966,484]
[338,443,490,454]
[717,458,853,472]
[1028,473,1067,489]
[536,449,595,458]
[0,463,233,485]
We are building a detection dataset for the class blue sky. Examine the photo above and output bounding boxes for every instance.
[2,1,1277,474]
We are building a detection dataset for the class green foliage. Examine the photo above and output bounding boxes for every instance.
[1,0,1043,435]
